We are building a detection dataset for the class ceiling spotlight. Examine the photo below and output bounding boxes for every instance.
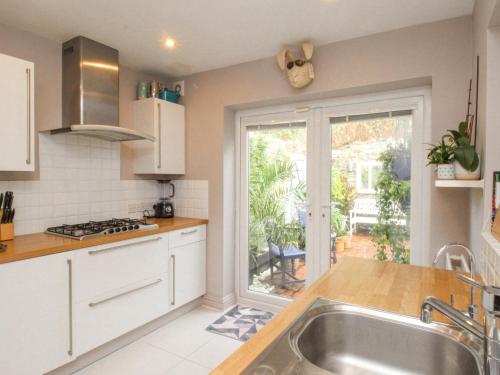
[165,38,176,49]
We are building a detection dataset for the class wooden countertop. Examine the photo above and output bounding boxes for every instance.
[212,256,481,375]
[0,217,208,265]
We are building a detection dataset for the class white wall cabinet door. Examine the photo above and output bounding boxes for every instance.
[0,53,35,171]
[132,98,185,175]
[169,240,206,310]
[0,253,73,375]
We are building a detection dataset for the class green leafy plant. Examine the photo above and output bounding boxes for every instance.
[248,132,305,273]
[331,207,348,237]
[445,121,479,172]
[370,145,411,264]
[331,171,357,217]
[426,139,455,166]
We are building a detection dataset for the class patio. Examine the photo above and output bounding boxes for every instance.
[262,232,378,299]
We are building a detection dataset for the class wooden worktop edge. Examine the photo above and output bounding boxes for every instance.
[0,217,208,265]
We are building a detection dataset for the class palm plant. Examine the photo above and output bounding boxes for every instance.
[248,133,305,272]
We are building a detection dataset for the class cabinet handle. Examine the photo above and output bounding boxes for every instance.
[88,237,162,255]
[89,278,163,307]
[181,229,198,235]
[157,103,161,169]
[171,254,176,306]
[26,68,31,165]
[67,259,73,356]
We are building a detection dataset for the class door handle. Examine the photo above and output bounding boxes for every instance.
[67,259,73,356]
[26,68,31,165]
[171,254,176,306]
[157,103,162,169]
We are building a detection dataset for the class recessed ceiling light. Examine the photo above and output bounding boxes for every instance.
[165,38,176,49]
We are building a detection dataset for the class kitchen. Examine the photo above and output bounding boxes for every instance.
[1,1,500,374]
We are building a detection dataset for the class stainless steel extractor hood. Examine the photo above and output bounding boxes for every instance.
[47,36,154,142]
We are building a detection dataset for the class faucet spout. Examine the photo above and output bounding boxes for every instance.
[420,296,484,339]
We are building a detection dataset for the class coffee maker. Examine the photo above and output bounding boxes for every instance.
[152,181,175,218]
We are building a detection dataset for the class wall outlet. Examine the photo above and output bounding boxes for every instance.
[172,80,185,96]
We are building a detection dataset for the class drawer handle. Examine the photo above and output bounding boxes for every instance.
[88,237,162,255]
[88,278,163,307]
[181,229,198,235]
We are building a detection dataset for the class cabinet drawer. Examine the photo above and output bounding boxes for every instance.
[169,225,206,248]
[73,235,169,302]
[75,274,169,355]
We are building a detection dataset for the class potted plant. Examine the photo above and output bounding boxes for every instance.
[445,121,480,180]
[426,138,455,180]
[331,208,348,252]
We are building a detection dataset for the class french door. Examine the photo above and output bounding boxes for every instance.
[237,90,430,307]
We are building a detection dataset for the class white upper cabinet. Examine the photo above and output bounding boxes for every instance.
[132,98,185,175]
[0,53,35,172]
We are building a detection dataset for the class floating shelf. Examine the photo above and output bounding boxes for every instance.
[434,179,484,188]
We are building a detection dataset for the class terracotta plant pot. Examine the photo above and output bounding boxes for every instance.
[335,239,345,253]
[340,235,352,249]
[454,159,480,180]
[436,164,455,180]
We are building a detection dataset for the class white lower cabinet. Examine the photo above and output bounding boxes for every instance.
[0,225,207,374]
[0,252,73,375]
[169,227,207,310]
[75,274,170,354]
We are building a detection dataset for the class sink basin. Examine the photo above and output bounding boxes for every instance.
[243,299,484,375]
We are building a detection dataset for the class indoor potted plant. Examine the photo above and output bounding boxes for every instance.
[426,138,455,180]
[445,121,480,180]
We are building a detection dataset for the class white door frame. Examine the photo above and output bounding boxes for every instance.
[235,87,431,308]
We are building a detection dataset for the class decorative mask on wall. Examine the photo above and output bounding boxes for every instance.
[276,43,315,89]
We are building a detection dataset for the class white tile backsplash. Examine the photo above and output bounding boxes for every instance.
[170,180,209,219]
[0,134,209,236]
[1,134,159,235]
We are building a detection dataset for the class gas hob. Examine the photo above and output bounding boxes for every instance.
[45,218,159,240]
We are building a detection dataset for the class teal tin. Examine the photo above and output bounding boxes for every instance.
[159,88,180,103]
[136,81,148,99]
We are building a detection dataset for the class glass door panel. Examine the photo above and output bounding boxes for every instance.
[329,112,412,266]
[246,122,307,299]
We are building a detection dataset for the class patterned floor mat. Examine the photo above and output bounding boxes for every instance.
[206,305,275,342]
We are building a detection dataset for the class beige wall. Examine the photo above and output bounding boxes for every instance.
[0,22,168,182]
[178,16,474,306]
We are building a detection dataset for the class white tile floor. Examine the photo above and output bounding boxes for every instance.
[75,306,243,375]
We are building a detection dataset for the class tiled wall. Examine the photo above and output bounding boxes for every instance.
[0,134,208,235]
[170,180,209,219]
[480,232,500,284]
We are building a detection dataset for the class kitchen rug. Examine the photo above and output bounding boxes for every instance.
[206,305,275,342]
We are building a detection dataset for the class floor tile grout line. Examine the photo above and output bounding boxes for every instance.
[141,335,216,361]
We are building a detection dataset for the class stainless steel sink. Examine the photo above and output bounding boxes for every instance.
[243,299,484,375]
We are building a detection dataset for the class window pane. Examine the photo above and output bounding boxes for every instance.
[330,115,412,266]
[247,125,307,299]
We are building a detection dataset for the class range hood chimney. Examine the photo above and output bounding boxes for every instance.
[48,36,154,142]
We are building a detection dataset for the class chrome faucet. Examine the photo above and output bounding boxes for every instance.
[432,242,478,319]
[421,275,500,375]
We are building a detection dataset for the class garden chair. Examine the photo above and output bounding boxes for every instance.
[267,239,305,288]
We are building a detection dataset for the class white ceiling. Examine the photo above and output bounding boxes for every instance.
[0,0,475,77]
